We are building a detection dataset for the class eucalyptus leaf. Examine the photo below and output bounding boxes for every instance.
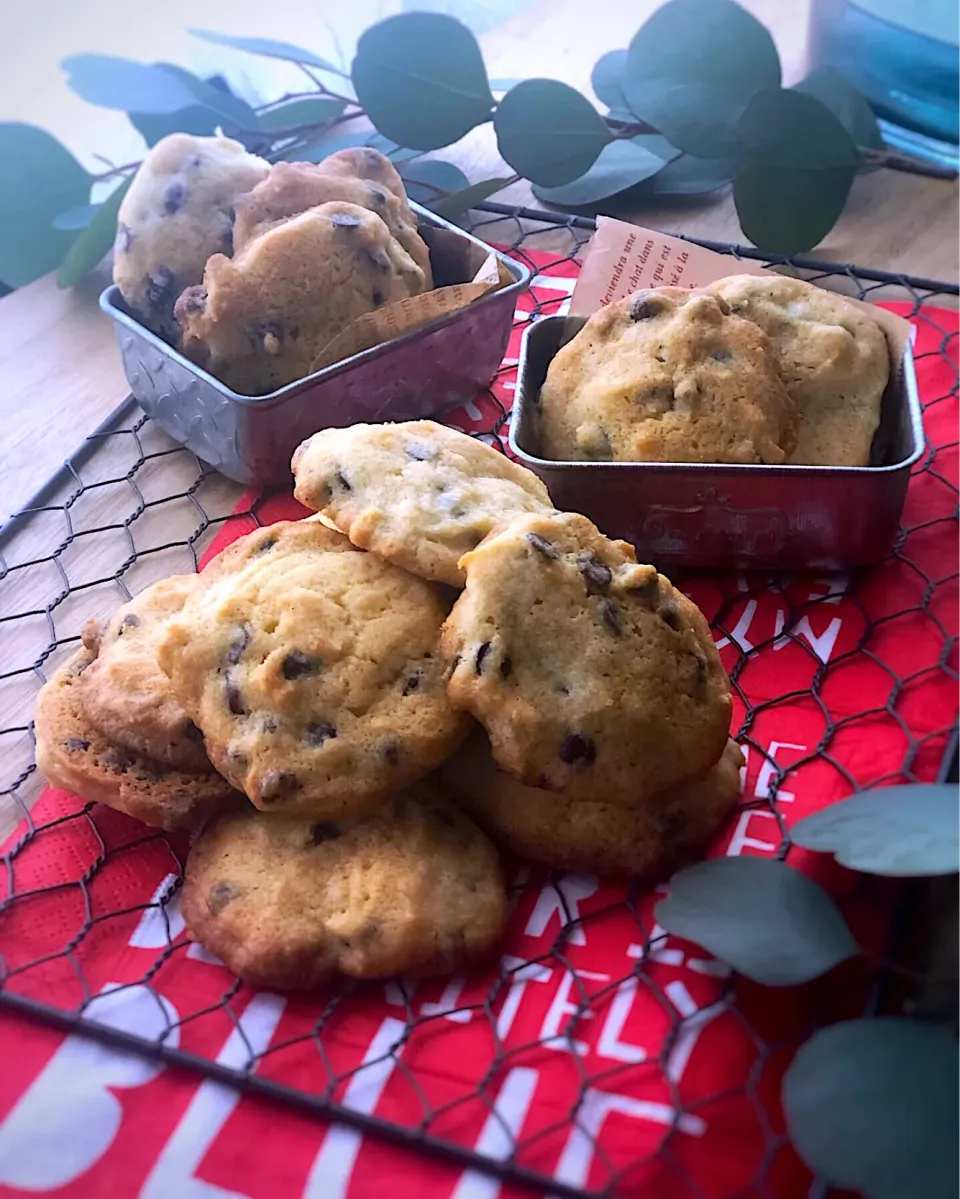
[53,203,100,231]
[655,856,859,985]
[795,66,884,152]
[635,150,736,196]
[622,78,746,158]
[276,130,377,163]
[58,176,131,288]
[130,105,225,147]
[783,1018,959,1199]
[495,79,612,188]
[367,133,423,164]
[189,29,345,74]
[792,784,959,876]
[155,65,258,129]
[352,13,493,151]
[734,163,854,252]
[62,55,199,113]
[258,97,346,131]
[428,175,512,219]
[739,88,860,169]
[532,138,670,207]
[0,123,92,288]
[399,159,470,205]
[591,49,629,111]
[626,0,781,100]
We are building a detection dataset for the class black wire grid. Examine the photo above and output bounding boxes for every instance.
[0,205,957,1199]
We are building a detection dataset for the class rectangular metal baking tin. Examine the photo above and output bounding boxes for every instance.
[509,314,926,572]
[100,203,532,487]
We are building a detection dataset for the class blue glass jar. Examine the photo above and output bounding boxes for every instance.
[809,0,959,167]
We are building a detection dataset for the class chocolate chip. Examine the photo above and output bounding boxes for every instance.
[260,713,278,733]
[405,441,434,461]
[367,184,388,207]
[184,721,204,742]
[163,182,185,215]
[659,602,682,631]
[145,268,176,312]
[372,289,385,307]
[401,672,422,696]
[105,748,136,773]
[382,742,399,766]
[710,348,732,362]
[577,552,612,593]
[331,213,362,229]
[190,155,203,168]
[335,470,352,492]
[527,532,560,560]
[180,287,207,316]
[559,734,596,765]
[557,684,570,696]
[251,534,277,557]
[226,626,250,665]
[116,224,133,253]
[630,574,661,608]
[224,675,246,715]
[475,641,491,674]
[304,721,337,747]
[206,881,238,915]
[309,821,341,845]
[365,247,393,272]
[260,770,297,802]
[597,597,622,636]
[282,650,316,680]
[65,737,90,752]
[120,612,141,630]
[629,293,662,321]
[500,657,513,679]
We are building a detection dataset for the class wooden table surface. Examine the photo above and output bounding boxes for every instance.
[1,0,957,524]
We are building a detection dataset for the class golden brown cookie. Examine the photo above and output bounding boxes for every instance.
[232,155,432,282]
[708,274,890,465]
[157,520,469,819]
[78,576,209,770]
[292,420,554,587]
[442,730,743,878]
[34,649,240,831]
[175,201,428,395]
[440,510,732,804]
[180,782,507,988]
[538,287,797,464]
[113,134,269,343]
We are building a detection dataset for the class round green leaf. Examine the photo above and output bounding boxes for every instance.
[399,159,469,205]
[591,49,628,110]
[366,133,423,164]
[532,138,670,207]
[351,13,493,151]
[58,176,131,288]
[156,65,258,128]
[635,150,735,196]
[130,105,224,146]
[189,30,344,75]
[621,78,747,158]
[494,79,612,188]
[626,0,781,100]
[655,856,859,985]
[739,87,860,169]
[62,55,199,113]
[792,784,959,877]
[795,66,884,152]
[428,175,512,219]
[784,1018,959,1199]
[276,131,377,163]
[53,203,99,231]
[258,98,346,131]
[734,163,854,252]
[0,123,92,288]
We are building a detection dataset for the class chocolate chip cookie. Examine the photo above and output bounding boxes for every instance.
[175,201,428,394]
[156,520,468,818]
[232,154,432,283]
[78,575,209,770]
[708,274,890,465]
[538,287,797,464]
[292,421,553,587]
[34,648,240,831]
[442,730,743,878]
[181,782,507,988]
[113,134,269,343]
[440,510,732,803]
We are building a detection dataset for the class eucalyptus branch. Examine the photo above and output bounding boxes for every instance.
[862,147,958,181]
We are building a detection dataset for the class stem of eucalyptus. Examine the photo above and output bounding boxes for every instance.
[861,147,958,180]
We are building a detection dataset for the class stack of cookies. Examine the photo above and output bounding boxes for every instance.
[538,276,891,467]
[35,422,741,990]
[113,134,431,394]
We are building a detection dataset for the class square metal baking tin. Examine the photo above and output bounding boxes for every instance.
[101,204,531,487]
[509,314,926,572]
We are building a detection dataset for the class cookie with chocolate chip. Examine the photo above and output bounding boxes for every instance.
[113,134,269,343]
[442,729,743,878]
[440,510,732,804]
[34,648,240,831]
[707,274,889,466]
[538,286,797,464]
[175,200,428,395]
[157,520,468,818]
[78,575,209,770]
[181,781,507,988]
[292,421,553,587]
[232,154,432,283]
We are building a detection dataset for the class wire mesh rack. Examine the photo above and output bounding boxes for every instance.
[0,204,957,1199]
